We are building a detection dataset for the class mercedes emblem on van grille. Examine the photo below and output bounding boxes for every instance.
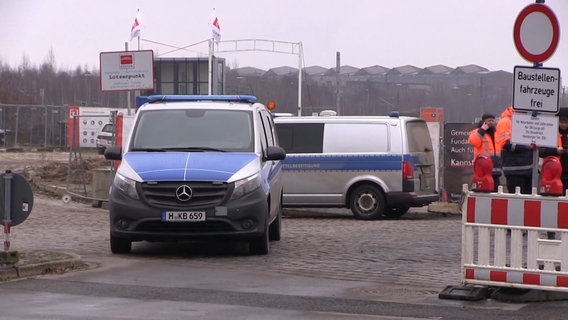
[175,185,193,202]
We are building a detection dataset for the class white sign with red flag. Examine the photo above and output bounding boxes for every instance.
[208,9,221,42]
[100,50,154,91]
[130,10,142,41]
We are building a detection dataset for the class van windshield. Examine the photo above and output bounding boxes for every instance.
[131,109,254,152]
[406,121,434,153]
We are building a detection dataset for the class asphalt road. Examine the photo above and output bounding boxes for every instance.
[1,194,565,319]
[3,151,568,319]
[8,193,463,288]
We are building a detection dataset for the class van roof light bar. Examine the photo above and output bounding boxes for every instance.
[139,95,258,106]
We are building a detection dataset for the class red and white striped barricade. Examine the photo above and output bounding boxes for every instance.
[462,184,568,292]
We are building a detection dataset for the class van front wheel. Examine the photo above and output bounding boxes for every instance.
[350,185,385,220]
[110,235,131,254]
[250,213,270,255]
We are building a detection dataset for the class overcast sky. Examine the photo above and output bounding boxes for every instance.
[1,0,567,80]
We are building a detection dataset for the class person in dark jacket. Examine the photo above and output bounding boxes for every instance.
[495,106,534,194]
[559,110,568,192]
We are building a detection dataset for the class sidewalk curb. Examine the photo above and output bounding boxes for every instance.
[23,167,68,198]
[428,201,461,215]
[0,251,89,281]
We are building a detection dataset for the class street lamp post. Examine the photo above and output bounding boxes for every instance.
[0,107,3,147]
[395,83,402,108]
[83,72,93,106]
[30,107,37,145]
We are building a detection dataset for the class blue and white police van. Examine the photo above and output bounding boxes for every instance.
[104,95,286,255]
[274,113,438,220]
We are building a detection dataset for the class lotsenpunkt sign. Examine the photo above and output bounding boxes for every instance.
[512,66,560,114]
[100,50,154,91]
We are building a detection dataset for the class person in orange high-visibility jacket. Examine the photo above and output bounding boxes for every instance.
[496,106,534,194]
[468,112,501,191]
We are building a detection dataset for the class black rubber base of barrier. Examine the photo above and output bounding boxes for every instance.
[438,285,490,301]
[439,285,568,302]
[491,287,568,303]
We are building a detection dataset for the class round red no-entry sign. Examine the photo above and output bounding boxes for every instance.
[513,3,560,63]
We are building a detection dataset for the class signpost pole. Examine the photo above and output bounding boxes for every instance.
[125,42,131,116]
[532,149,539,191]
[531,61,543,191]
[3,171,13,252]
[208,39,213,95]
[531,109,539,191]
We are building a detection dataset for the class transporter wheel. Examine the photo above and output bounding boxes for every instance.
[350,184,386,220]
[383,205,410,219]
[110,235,132,254]
[269,203,282,241]
[250,215,270,255]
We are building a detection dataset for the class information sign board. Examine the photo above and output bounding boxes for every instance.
[511,112,558,148]
[512,66,560,113]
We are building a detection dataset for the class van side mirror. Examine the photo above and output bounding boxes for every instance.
[104,146,123,161]
[265,146,286,161]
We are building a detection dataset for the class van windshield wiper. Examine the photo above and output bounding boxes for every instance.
[164,147,227,152]
[130,147,167,152]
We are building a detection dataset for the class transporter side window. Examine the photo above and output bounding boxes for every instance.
[323,123,388,153]
[275,123,324,153]
[258,112,268,152]
[258,111,274,148]
[259,111,279,157]
[406,121,433,153]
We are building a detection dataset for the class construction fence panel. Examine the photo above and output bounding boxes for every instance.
[462,185,568,292]
[0,104,69,149]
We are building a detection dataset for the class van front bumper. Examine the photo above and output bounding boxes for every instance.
[108,187,268,242]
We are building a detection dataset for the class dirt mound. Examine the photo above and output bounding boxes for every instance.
[37,158,109,185]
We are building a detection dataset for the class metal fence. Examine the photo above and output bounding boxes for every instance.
[0,104,69,149]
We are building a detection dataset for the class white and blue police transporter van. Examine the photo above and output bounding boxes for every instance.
[104,95,286,255]
[274,114,438,220]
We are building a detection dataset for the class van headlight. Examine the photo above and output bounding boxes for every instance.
[113,172,139,200]
[230,173,261,200]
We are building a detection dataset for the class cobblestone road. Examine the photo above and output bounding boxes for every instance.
[10,193,463,290]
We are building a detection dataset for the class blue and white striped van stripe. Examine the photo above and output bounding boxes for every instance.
[281,154,414,171]
[123,152,257,181]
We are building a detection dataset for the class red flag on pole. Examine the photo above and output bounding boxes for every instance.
[130,10,142,41]
[208,9,221,42]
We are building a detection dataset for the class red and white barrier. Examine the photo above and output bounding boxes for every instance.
[462,185,568,292]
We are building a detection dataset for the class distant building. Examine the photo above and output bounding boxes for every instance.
[147,57,226,95]
[144,57,518,121]
[224,62,515,120]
